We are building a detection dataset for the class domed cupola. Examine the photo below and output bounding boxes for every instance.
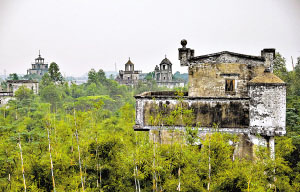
[160,57,172,66]
[159,56,172,71]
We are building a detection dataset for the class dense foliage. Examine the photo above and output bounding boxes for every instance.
[1,55,300,191]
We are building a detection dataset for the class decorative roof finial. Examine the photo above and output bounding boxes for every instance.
[39,50,41,57]
[129,57,131,61]
[165,54,167,59]
[181,39,187,48]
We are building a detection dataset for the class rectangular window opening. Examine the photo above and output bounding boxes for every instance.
[225,79,235,92]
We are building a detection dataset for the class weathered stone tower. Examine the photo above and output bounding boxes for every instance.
[153,56,185,88]
[116,58,141,86]
[134,40,286,158]
[154,56,173,81]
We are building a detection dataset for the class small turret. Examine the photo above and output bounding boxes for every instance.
[178,39,194,66]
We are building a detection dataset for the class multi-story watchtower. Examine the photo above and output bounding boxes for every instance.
[116,58,142,86]
[27,51,49,77]
[154,56,173,81]
[153,56,184,88]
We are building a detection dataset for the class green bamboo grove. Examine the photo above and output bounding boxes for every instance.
[1,54,300,191]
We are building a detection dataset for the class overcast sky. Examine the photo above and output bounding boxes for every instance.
[0,0,299,77]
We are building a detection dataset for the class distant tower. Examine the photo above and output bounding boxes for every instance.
[27,51,49,77]
[125,57,134,71]
[116,58,141,86]
[155,55,173,81]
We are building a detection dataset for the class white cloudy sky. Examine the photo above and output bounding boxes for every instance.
[0,0,299,77]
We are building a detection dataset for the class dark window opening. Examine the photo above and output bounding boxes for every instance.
[225,79,235,92]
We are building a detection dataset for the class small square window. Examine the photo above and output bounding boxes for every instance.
[225,79,235,92]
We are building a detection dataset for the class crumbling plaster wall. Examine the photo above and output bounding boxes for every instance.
[249,84,286,136]
[188,58,267,98]
[188,62,249,97]
[136,96,249,130]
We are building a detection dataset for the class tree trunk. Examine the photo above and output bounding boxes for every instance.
[74,109,85,191]
[47,127,56,192]
[134,165,138,192]
[18,134,26,192]
[136,166,141,192]
[153,134,157,192]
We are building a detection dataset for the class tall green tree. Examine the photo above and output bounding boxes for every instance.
[87,69,98,85]
[293,57,300,96]
[49,62,63,83]
[14,86,33,101]
[273,52,288,79]
[97,69,107,83]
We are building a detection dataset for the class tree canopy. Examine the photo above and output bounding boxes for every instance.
[49,62,63,83]
[0,60,300,191]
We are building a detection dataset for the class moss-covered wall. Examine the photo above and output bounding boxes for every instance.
[143,98,249,128]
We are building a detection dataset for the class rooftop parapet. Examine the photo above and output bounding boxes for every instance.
[178,39,194,66]
[178,39,276,69]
